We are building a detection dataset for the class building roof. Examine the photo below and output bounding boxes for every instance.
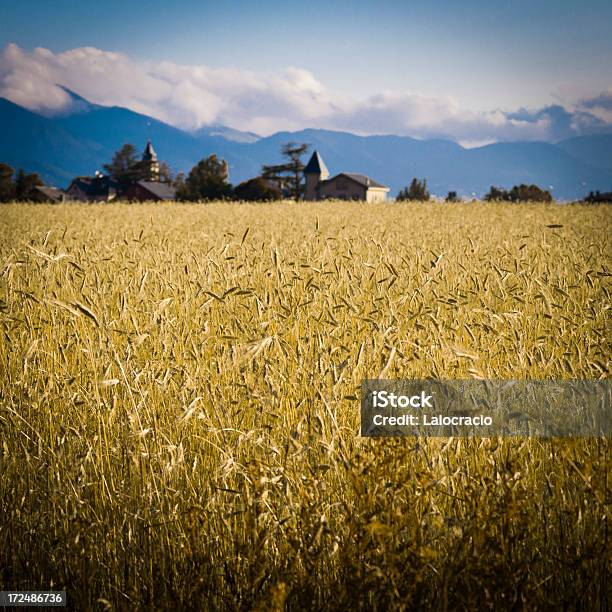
[68,175,120,197]
[304,150,329,175]
[142,140,158,162]
[135,181,176,200]
[32,186,66,201]
[325,172,389,190]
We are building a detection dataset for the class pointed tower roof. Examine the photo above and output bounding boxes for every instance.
[142,140,158,162]
[304,150,329,175]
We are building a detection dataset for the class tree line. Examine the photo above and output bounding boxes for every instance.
[101,142,308,202]
[176,148,554,203]
[0,164,43,202]
[175,143,308,202]
[0,144,578,204]
[396,178,554,202]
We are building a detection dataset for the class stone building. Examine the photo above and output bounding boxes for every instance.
[304,151,389,202]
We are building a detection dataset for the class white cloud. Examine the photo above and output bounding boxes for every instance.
[579,89,612,124]
[326,93,556,142]
[1,43,610,142]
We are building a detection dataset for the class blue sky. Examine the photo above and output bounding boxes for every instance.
[1,0,611,141]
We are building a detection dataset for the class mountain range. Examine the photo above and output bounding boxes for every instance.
[1,90,611,200]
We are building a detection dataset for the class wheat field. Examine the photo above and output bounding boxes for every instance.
[0,201,610,610]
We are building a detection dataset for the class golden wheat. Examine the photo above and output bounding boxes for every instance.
[0,201,610,610]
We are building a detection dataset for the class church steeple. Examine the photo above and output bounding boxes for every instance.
[141,140,160,181]
[304,150,329,200]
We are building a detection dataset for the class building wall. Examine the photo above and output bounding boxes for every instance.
[305,169,389,202]
[144,160,160,182]
[124,183,161,201]
[366,188,388,203]
[304,174,320,200]
[320,177,367,200]
[66,185,86,200]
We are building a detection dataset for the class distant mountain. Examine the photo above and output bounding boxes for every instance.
[51,90,230,174]
[38,87,105,117]
[555,134,612,172]
[0,98,103,185]
[192,125,260,144]
[0,94,244,187]
[1,94,612,199]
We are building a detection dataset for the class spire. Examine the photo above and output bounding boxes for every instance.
[142,140,158,162]
[141,140,160,181]
[304,150,329,178]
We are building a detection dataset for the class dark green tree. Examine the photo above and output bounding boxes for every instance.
[14,169,43,201]
[177,155,232,201]
[159,161,173,184]
[234,177,282,201]
[104,144,173,185]
[103,144,140,183]
[484,186,509,201]
[262,142,309,201]
[397,178,430,201]
[172,172,186,193]
[584,190,612,204]
[485,184,553,202]
[508,184,553,202]
[0,163,15,202]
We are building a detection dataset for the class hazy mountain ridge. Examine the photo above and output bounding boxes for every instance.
[1,94,611,199]
[555,134,612,172]
[192,125,261,144]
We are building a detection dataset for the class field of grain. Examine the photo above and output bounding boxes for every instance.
[0,201,610,610]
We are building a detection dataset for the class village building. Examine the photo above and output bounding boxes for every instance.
[123,142,177,200]
[141,140,160,182]
[65,140,175,201]
[304,151,389,202]
[124,180,176,201]
[66,174,120,202]
[30,186,71,203]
